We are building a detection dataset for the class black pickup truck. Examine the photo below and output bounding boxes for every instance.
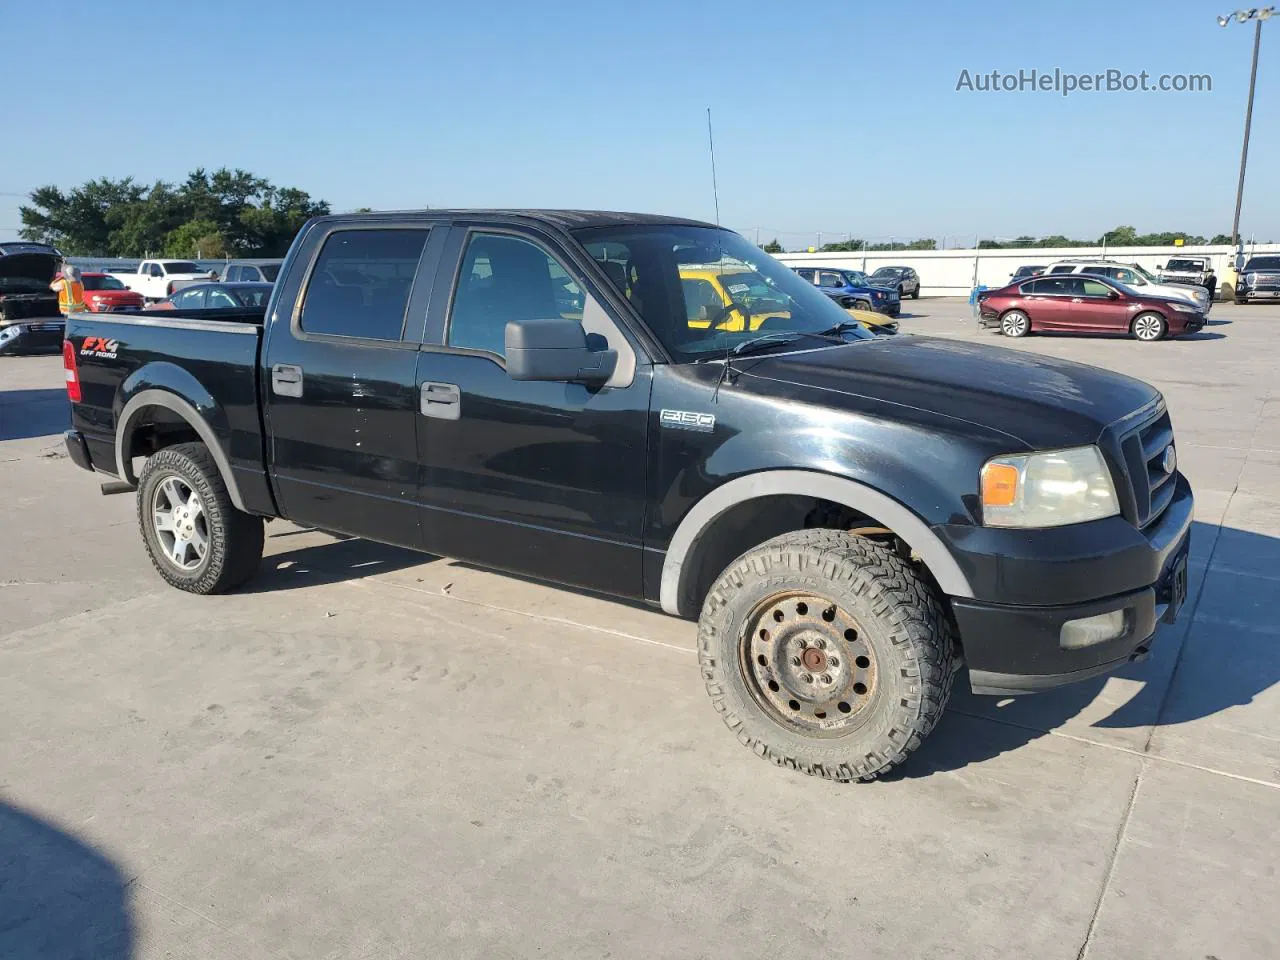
[61,210,1194,781]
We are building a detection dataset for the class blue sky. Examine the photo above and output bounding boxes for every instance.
[3,0,1274,247]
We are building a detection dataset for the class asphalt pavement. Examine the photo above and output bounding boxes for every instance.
[2,299,1277,959]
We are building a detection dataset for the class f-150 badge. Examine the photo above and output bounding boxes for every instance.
[660,409,715,432]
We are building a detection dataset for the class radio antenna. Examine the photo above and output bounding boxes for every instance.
[706,107,720,226]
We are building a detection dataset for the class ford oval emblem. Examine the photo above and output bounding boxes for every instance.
[1162,445,1177,475]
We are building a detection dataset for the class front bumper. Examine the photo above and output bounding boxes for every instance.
[876,301,901,317]
[0,318,65,355]
[939,474,1194,694]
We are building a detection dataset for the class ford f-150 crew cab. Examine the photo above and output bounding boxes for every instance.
[60,210,1194,781]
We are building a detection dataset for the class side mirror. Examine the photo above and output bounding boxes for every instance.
[505,318,617,385]
[1107,290,1121,300]
[1156,263,1165,270]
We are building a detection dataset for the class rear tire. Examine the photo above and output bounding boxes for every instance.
[697,529,955,781]
[137,442,264,594]
[999,309,1031,337]
[1131,312,1167,342]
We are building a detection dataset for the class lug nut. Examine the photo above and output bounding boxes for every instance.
[801,673,813,684]
[814,639,826,650]
[790,656,802,667]
[820,673,833,684]
[828,657,840,668]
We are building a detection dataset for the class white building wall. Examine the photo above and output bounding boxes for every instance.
[775,244,1280,297]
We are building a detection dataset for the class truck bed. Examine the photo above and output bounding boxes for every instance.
[64,309,271,512]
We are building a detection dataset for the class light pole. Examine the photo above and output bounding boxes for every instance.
[1219,7,1273,253]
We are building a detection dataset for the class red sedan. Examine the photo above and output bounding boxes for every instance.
[977,274,1206,342]
[81,272,145,313]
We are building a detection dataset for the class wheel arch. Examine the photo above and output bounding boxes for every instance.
[114,388,248,511]
[659,470,975,617]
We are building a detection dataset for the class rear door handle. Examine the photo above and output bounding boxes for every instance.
[420,381,461,420]
[271,363,303,397]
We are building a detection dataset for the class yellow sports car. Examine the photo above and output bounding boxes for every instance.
[680,265,899,335]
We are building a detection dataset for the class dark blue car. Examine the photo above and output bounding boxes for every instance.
[791,266,901,317]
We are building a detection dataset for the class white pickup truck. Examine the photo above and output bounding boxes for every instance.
[118,260,215,301]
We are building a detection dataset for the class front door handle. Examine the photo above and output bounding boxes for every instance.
[271,363,303,398]
[420,381,461,420]
[1071,298,1084,303]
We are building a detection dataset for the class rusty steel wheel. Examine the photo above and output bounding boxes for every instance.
[698,529,955,781]
[740,592,878,735]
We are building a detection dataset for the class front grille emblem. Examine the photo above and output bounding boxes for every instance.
[1162,445,1177,475]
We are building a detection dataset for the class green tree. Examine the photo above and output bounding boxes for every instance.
[19,177,146,254]
[163,219,227,258]
[1210,233,1233,245]
[1101,225,1138,246]
[761,238,783,253]
[19,168,329,257]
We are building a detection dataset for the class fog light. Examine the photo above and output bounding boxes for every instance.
[1060,610,1128,650]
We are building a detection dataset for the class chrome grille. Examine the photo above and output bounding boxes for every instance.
[1120,409,1176,528]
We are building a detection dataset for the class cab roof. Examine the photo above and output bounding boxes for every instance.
[313,209,719,230]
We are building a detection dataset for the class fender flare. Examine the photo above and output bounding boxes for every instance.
[659,469,975,617]
[114,388,248,511]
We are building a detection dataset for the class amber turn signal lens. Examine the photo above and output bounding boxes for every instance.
[981,462,1019,507]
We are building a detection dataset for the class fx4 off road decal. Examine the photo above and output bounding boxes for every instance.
[80,337,120,359]
[660,409,715,432]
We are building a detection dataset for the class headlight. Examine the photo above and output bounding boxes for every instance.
[1243,273,1256,287]
[981,446,1119,528]
[1171,302,1200,313]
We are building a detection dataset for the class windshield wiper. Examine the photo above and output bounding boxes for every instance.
[815,320,868,337]
[727,332,806,357]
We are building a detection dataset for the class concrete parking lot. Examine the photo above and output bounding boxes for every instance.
[2,300,1278,959]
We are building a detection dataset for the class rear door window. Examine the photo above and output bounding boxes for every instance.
[1080,279,1112,297]
[299,229,429,340]
[1048,265,1076,275]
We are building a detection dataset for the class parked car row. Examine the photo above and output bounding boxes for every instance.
[789,265,920,315]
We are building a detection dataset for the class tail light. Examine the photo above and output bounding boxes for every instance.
[62,339,82,402]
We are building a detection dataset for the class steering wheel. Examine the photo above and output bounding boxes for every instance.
[709,300,751,330]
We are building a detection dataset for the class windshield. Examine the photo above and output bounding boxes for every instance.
[1244,256,1280,272]
[870,267,902,279]
[1127,263,1159,283]
[83,275,126,291]
[1164,259,1202,272]
[841,271,872,286]
[162,261,201,274]
[571,225,874,363]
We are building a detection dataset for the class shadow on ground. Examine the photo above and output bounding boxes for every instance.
[0,800,133,959]
[244,532,433,593]
[894,520,1276,779]
[0,388,68,441]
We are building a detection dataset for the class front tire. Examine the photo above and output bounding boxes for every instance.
[1131,312,1167,342]
[137,442,264,594]
[1000,309,1031,337]
[697,530,955,781]
[910,284,920,300]
[853,299,871,312]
